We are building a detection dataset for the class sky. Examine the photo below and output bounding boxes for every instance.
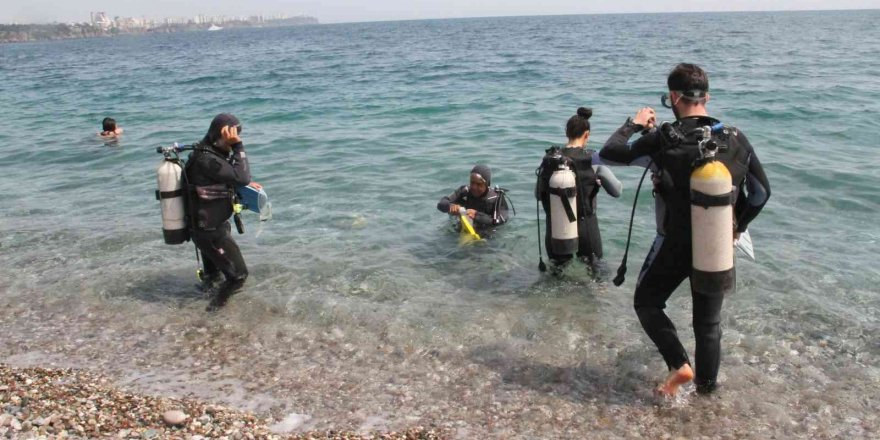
[3,0,878,24]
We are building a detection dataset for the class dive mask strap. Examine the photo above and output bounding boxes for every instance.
[662,90,708,108]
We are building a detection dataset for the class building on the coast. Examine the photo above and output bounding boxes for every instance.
[90,12,112,29]
[114,16,148,31]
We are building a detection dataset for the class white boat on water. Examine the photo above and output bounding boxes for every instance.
[208,24,222,31]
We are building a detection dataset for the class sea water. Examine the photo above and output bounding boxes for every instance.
[1,10,878,438]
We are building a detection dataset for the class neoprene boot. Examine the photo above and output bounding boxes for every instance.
[205,278,245,312]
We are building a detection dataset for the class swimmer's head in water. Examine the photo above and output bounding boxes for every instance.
[102,117,117,132]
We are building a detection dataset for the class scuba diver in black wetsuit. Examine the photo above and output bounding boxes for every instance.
[599,64,771,396]
[185,113,261,312]
[437,164,511,234]
[536,107,622,275]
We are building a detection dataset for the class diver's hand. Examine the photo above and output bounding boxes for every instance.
[466,209,477,219]
[651,173,662,192]
[633,107,656,130]
[249,182,263,190]
[221,125,241,144]
[449,204,461,215]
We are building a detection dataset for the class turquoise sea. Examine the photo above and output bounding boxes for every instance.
[1,10,879,438]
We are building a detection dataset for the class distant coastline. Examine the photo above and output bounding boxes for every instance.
[0,16,319,44]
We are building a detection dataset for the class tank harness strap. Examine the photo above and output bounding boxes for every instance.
[691,190,736,209]
[548,187,577,222]
[195,184,234,200]
[582,182,600,216]
[156,189,185,200]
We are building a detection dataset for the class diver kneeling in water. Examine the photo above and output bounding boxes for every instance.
[536,107,621,275]
[185,113,261,312]
[437,164,511,235]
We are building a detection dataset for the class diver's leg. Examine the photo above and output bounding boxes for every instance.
[633,235,693,396]
[203,223,248,311]
[577,215,606,278]
[576,214,602,261]
[191,231,223,291]
[546,223,572,275]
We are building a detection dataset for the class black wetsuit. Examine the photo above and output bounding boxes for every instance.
[184,141,251,307]
[437,186,509,232]
[537,148,620,266]
[600,116,770,393]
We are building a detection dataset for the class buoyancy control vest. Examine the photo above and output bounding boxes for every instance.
[561,147,600,217]
[689,122,751,296]
[652,117,750,239]
[451,185,510,227]
[611,118,751,287]
[183,145,237,231]
[536,146,600,256]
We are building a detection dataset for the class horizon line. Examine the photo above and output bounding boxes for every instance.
[2,7,876,26]
[319,7,877,25]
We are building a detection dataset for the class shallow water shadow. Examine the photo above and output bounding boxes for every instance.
[104,273,206,308]
[469,343,652,407]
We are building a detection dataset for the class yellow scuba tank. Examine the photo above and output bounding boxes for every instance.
[690,125,736,296]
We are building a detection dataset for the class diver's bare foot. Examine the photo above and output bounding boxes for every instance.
[655,363,694,397]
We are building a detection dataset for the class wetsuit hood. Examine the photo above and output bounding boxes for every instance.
[471,164,492,186]
[203,113,241,145]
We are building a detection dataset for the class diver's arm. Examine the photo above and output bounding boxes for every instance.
[210,142,251,186]
[437,186,466,214]
[594,165,622,198]
[734,135,771,233]
[473,211,494,225]
[591,150,653,168]
[599,120,659,166]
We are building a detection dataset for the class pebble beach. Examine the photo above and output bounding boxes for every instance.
[0,363,444,439]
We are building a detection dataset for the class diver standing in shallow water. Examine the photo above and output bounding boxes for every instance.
[185,113,260,312]
[536,107,621,275]
[437,164,510,234]
[600,64,771,396]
